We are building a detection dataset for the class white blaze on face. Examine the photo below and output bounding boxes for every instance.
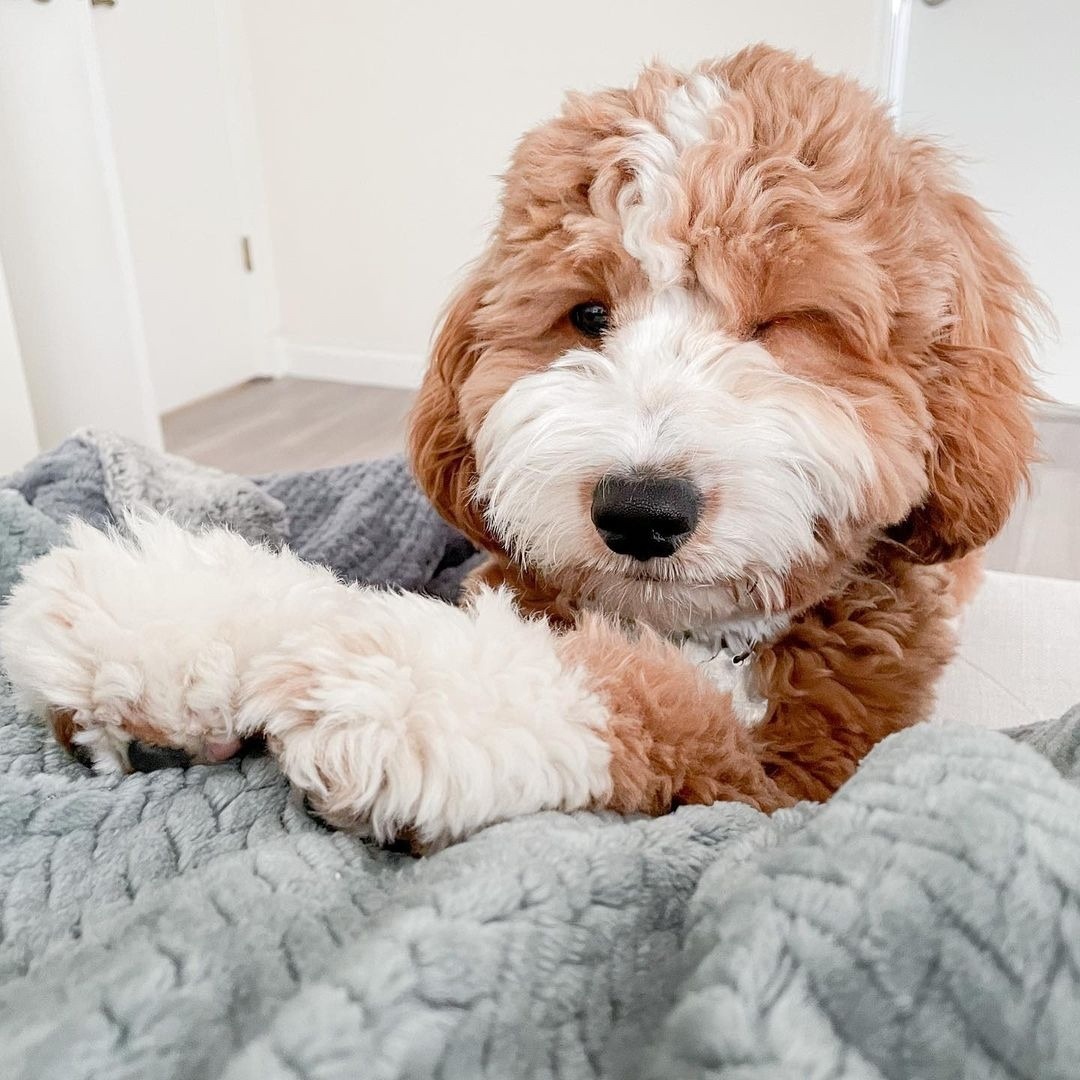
[474,289,877,606]
[617,73,728,290]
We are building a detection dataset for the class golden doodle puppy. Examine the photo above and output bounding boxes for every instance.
[0,47,1037,849]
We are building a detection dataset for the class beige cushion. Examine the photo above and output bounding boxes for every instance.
[932,569,1080,731]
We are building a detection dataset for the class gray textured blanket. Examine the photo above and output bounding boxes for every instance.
[1,431,1078,1080]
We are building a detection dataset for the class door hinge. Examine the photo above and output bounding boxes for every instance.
[241,236,254,273]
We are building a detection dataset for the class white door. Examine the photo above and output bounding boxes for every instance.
[89,0,265,413]
[902,0,1080,405]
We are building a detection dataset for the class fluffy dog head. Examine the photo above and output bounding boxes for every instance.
[410,46,1037,633]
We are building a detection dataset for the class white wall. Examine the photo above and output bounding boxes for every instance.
[240,0,889,386]
[902,0,1080,405]
[0,2,162,449]
[0,256,38,474]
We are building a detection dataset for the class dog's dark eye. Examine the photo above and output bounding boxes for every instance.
[569,301,610,338]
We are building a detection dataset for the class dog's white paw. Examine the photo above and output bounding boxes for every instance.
[242,588,614,849]
[0,513,336,772]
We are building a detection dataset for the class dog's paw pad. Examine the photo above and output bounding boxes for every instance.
[127,741,193,773]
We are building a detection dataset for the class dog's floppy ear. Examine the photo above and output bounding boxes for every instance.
[408,273,492,547]
[888,189,1039,564]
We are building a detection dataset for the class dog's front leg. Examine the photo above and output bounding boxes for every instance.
[245,591,795,848]
[0,514,792,849]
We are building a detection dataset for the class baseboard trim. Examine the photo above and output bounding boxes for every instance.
[281,341,425,390]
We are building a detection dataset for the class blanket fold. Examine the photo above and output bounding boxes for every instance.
[1,433,1077,1080]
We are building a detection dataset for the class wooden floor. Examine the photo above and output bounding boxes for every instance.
[163,377,1080,580]
[163,376,414,474]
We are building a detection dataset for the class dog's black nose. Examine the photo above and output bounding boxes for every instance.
[591,474,702,561]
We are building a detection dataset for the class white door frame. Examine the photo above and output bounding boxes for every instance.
[0,248,39,474]
[0,0,162,448]
[882,0,914,117]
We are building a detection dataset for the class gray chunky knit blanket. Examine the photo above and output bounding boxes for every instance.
[1,430,1078,1079]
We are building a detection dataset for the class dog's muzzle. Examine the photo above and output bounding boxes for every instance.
[591,473,701,561]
